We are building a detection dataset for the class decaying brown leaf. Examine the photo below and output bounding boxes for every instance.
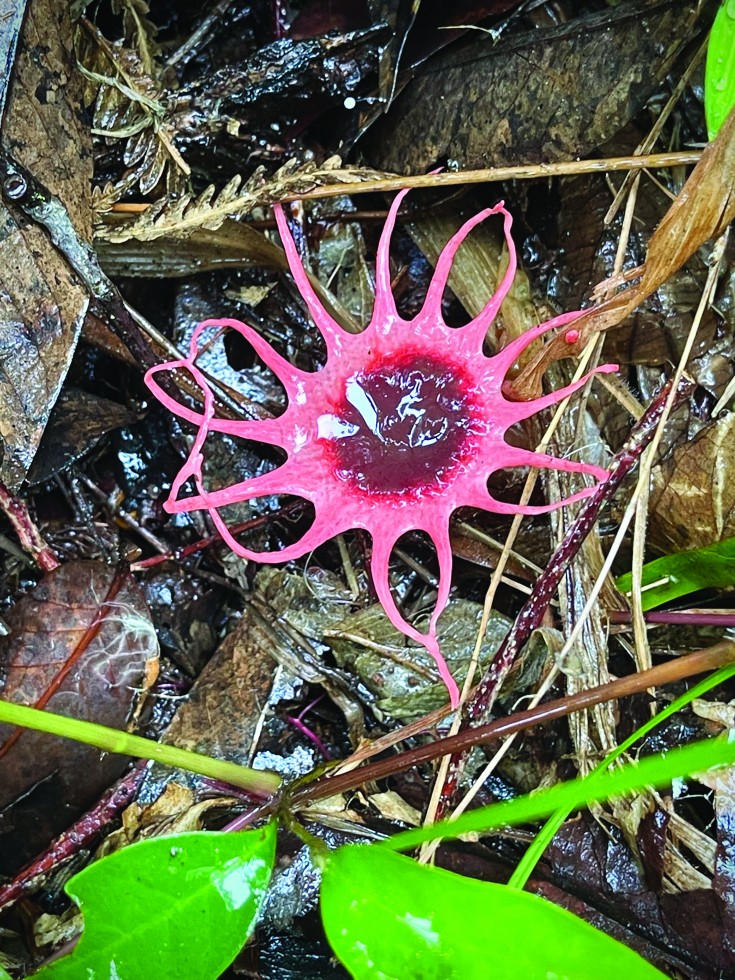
[370,1,705,174]
[648,411,735,553]
[27,389,138,485]
[536,813,734,974]
[0,561,158,874]
[160,614,275,765]
[96,216,288,277]
[0,0,93,489]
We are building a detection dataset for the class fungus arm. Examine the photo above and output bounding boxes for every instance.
[495,446,610,484]
[370,529,460,708]
[274,204,351,357]
[507,364,618,421]
[145,361,287,445]
[461,205,518,351]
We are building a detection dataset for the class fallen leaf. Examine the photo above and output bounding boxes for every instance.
[27,389,138,485]
[648,412,735,553]
[587,103,735,331]
[0,561,158,875]
[540,813,734,974]
[161,613,276,765]
[370,2,704,174]
[0,0,93,488]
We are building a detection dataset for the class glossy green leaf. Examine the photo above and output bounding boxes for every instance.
[0,967,11,979]
[705,0,735,139]
[34,824,276,979]
[617,535,735,610]
[321,846,664,979]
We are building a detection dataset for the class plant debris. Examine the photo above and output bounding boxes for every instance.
[1,1,735,977]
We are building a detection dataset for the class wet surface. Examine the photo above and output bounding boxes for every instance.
[3,1,734,975]
[321,351,480,496]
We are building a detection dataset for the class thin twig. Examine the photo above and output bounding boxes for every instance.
[0,480,59,571]
[287,640,735,810]
[281,152,702,202]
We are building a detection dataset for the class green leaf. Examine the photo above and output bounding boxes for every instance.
[34,824,276,979]
[321,846,664,979]
[0,967,11,980]
[705,0,735,139]
[617,535,735,610]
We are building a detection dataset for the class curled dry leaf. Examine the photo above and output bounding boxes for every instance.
[512,102,735,399]
[0,0,93,489]
[0,561,158,875]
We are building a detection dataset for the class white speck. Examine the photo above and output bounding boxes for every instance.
[317,414,359,440]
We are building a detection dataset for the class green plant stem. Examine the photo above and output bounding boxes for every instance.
[507,662,735,889]
[377,730,735,853]
[0,699,281,798]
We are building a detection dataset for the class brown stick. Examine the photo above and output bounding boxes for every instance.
[0,479,59,572]
[281,151,702,202]
[0,762,148,911]
[288,640,735,809]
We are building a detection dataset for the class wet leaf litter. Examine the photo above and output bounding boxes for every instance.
[1,1,735,978]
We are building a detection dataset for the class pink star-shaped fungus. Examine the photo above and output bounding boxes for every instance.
[145,189,616,708]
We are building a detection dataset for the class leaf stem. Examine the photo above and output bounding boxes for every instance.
[376,728,735,854]
[506,661,735,889]
[0,699,281,797]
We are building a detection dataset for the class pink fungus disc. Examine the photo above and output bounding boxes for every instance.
[321,350,480,497]
[145,188,618,710]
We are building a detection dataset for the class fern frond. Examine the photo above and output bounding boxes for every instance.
[96,158,391,243]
